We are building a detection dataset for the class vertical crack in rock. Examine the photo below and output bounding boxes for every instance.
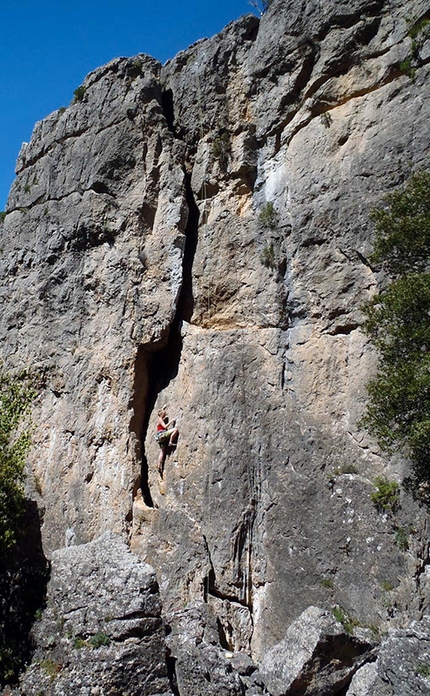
[166,652,180,696]
[130,329,183,509]
[177,173,200,322]
[232,499,257,610]
[129,345,154,508]
[130,172,199,508]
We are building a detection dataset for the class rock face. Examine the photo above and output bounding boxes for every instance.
[1,0,430,693]
[13,532,171,695]
[260,606,374,696]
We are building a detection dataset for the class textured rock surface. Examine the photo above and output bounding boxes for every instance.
[260,606,374,695]
[347,616,430,695]
[0,54,187,553]
[12,532,171,695]
[1,0,430,693]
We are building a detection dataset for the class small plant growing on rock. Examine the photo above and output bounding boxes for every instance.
[320,577,334,589]
[40,658,61,681]
[399,57,416,80]
[259,201,278,230]
[399,17,430,81]
[332,606,360,635]
[417,663,430,679]
[212,133,230,170]
[88,632,110,648]
[335,463,358,475]
[394,526,410,551]
[261,243,276,269]
[0,212,6,223]
[73,85,86,102]
[370,476,400,513]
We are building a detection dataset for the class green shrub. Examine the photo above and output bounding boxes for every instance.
[73,85,86,102]
[399,58,416,80]
[370,476,400,513]
[261,243,276,269]
[259,201,278,230]
[332,606,360,634]
[361,172,430,499]
[0,366,35,552]
[40,658,61,680]
[321,578,334,589]
[417,663,430,679]
[408,17,430,40]
[394,526,410,550]
[0,212,5,223]
[88,632,110,648]
[335,463,358,475]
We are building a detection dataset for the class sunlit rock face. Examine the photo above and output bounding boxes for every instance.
[1,0,429,693]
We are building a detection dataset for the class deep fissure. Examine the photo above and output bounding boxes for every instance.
[131,166,200,506]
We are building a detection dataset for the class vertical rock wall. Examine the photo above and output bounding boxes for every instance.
[1,0,430,690]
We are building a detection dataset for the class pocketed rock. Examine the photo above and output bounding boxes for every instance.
[260,606,375,696]
[13,532,172,696]
[346,615,430,696]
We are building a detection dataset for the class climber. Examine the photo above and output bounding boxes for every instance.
[156,407,179,477]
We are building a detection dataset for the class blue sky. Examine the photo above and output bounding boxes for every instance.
[0,0,253,209]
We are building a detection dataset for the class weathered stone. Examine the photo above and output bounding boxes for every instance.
[15,532,171,696]
[347,616,430,695]
[0,55,188,552]
[164,601,253,696]
[260,606,375,695]
[0,0,430,693]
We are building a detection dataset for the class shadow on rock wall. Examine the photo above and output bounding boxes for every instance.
[0,500,50,687]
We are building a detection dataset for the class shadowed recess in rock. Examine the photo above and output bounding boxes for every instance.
[130,322,184,507]
[130,168,200,505]
[178,173,200,322]
[0,500,50,687]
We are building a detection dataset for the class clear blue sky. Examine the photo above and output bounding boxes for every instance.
[0,0,253,209]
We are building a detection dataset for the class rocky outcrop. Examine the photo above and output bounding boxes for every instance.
[348,616,430,695]
[11,533,171,695]
[260,606,375,695]
[1,0,430,693]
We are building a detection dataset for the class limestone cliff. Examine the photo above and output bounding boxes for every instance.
[1,0,430,694]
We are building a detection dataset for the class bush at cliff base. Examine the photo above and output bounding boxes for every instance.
[0,366,47,686]
[0,367,34,552]
[362,172,430,500]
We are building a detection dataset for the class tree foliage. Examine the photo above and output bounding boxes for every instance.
[0,367,49,687]
[0,366,35,553]
[362,172,430,499]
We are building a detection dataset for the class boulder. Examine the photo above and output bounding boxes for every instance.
[14,532,172,696]
[260,606,375,695]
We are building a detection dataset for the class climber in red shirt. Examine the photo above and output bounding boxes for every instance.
[156,407,179,477]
